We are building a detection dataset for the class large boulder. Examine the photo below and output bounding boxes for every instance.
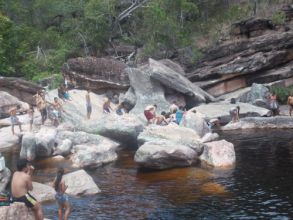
[62,57,129,92]
[239,83,270,108]
[0,77,42,106]
[193,102,271,124]
[20,133,36,160]
[199,140,236,167]
[148,59,215,106]
[53,139,72,156]
[35,127,57,157]
[0,202,35,220]
[0,168,11,192]
[180,112,210,137]
[31,182,55,202]
[127,67,170,115]
[137,124,204,154]
[222,116,293,130]
[56,130,119,147]
[134,140,198,170]
[95,114,144,146]
[0,91,29,119]
[62,170,101,196]
[71,144,118,168]
[0,126,21,149]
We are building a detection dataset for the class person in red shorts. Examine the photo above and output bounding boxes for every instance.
[144,104,157,124]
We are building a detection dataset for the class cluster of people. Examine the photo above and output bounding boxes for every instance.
[143,102,187,126]
[86,90,127,120]
[11,159,71,220]
[35,90,65,127]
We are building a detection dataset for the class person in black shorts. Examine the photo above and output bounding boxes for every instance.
[11,159,44,220]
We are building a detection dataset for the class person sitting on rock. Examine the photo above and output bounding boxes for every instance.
[169,101,178,114]
[287,93,293,116]
[175,106,185,125]
[207,117,221,129]
[103,98,113,114]
[144,105,156,124]
[268,93,279,116]
[63,87,71,101]
[158,111,170,125]
[9,105,23,135]
[58,86,66,102]
[116,102,126,115]
[54,167,71,220]
[229,106,240,123]
[11,159,44,220]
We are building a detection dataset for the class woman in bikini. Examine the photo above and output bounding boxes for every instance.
[54,168,71,220]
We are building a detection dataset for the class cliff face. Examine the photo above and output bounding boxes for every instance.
[187,11,293,96]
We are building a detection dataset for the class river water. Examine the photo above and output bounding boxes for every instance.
[3,129,293,220]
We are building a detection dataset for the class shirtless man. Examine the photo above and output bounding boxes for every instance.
[287,93,293,116]
[35,91,47,125]
[86,90,92,119]
[11,159,44,220]
[9,105,22,135]
[51,97,65,126]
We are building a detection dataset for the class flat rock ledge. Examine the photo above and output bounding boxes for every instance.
[222,116,293,130]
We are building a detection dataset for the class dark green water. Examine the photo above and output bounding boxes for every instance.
[3,129,293,220]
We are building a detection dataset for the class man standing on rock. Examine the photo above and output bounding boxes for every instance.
[86,90,92,119]
[9,105,23,135]
[287,93,293,116]
[35,91,47,125]
[11,159,44,220]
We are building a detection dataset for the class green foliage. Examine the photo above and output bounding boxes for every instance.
[272,11,286,25]
[0,0,289,81]
[139,0,198,57]
[270,86,293,104]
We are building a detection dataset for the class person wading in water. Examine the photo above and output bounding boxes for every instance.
[54,168,71,220]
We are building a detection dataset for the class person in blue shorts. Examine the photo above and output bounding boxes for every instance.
[54,168,71,220]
